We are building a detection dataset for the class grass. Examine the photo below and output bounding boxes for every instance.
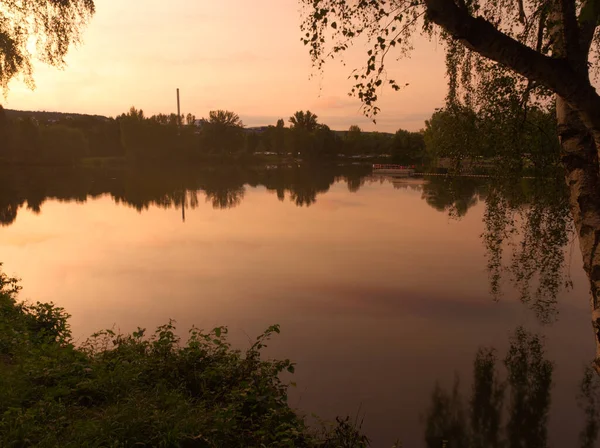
[0,267,371,447]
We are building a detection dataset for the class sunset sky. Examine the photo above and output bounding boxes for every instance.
[5,0,448,132]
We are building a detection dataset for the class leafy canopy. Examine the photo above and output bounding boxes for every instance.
[299,0,600,121]
[208,110,244,127]
[0,0,95,91]
[289,110,320,131]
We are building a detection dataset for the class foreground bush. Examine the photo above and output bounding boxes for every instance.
[0,267,369,447]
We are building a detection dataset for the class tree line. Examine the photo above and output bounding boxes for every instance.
[1,102,562,172]
[0,105,430,166]
[423,104,561,174]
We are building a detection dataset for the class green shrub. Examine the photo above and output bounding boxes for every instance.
[0,267,370,447]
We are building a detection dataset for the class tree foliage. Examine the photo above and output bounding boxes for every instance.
[208,110,243,127]
[299,0,600,139]
[0,0,95,91]
[0,267,370,447]
[289,110,320,132]
[425,327,556,448]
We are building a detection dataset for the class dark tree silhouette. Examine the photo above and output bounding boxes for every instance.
[425,327,557,448]
[0,0,95,91]
[289,111,319,132]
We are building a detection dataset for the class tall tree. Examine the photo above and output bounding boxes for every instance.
[301,0,600,372]
[202,110,244,154]
[275,118,286,153]
[208,110,243,127]
[0,0,95,91]
[289,110,319,131]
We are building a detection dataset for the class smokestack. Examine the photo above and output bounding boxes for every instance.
[176,88,181,127]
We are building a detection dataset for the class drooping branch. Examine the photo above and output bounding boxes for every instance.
[424,0,600,142]
[519,8,549,116]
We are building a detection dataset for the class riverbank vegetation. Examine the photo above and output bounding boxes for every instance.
[0,103,560,174]
[0,267,370,447]
[0,106,426,167]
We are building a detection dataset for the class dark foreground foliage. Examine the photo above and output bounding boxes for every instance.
[0,267,368,448]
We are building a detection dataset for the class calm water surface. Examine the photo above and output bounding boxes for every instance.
[0,166,595,447]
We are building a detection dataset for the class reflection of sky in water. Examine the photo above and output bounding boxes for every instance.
[0,179,593,448]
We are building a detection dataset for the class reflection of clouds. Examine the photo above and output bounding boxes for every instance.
[318,198,365,210]
[0,233,58,247]
[296,283,518,320]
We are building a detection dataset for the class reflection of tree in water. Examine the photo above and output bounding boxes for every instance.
[482,176,572,323]
[0,166,572,325]
[205,186,246,210]
[425,327,597,448]
[0,203,18,227]
[343,172,366,193]
[0,165,372,222]
[421,176,486,218]
[578,367,600,448]
[0,168,93,226]
[421,173,572,324]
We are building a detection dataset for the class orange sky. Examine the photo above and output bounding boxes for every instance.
[4,0,448,132]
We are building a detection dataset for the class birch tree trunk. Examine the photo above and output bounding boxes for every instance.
[557,97,600,372]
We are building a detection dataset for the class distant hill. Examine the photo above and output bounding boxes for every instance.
[4,109,111,122]
[3,109,396,136]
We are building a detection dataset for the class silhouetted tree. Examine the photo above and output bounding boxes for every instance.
[289,111,319,132]
[425,327,553,448]
[391,129,426,165]
[186,113,196,126]
[208,110,243,127]
[39,126,88,165]
[0,0,95,91]
[200,110,245,154]
[245,132,260,155]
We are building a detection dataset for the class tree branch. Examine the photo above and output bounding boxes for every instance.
[536,8,547,53]
[560,0,583,66]
[424,0,600,141]
[579,0,600,53]
[517,0,526,24]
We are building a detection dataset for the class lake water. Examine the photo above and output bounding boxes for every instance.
[0,166,595,447]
